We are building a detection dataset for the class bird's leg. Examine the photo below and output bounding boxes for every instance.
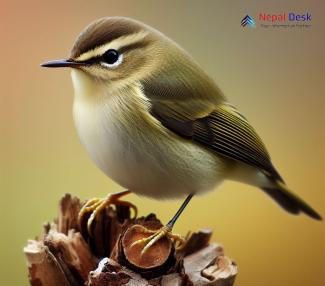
[130,194,193,255]
[78,190,136,236]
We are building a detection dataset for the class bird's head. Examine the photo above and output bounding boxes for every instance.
[41,17,169,87]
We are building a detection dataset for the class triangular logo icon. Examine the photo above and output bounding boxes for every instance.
[241,15,256,27]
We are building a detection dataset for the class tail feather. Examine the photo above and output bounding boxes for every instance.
[262,183,322,220]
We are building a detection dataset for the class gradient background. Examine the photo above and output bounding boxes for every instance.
[1,1,324,285]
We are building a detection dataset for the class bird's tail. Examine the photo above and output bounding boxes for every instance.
[262,182,322,220]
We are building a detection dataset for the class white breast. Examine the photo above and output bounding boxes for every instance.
[71,70,227,199]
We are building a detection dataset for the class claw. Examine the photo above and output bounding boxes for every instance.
[128,225,185,256]
[78,190,134,236]
[141,226,170,255]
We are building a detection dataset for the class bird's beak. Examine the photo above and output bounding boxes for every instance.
[40,59,86,68]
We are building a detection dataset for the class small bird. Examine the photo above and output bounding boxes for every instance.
[42,17,321,253]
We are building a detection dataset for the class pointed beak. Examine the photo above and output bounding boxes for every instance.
[40,59,86,68]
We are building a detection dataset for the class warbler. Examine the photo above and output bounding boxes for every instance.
[41,17,321,253]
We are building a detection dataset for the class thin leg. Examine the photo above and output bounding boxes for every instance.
[130,194,194,255]
[167,194,194,229]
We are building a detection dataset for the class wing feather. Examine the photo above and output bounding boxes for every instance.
[153,102,283,182]
[140,59,283,183]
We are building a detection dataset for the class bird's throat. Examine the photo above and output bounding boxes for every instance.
[71,69,104,102]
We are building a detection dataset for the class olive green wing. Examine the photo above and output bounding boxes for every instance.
[152,101,283,182]
[141,75,283,183]
[206,104,283,182]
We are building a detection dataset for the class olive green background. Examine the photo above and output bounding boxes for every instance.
[1,1,324,285]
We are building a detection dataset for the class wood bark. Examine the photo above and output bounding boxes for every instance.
[24,194,237,285]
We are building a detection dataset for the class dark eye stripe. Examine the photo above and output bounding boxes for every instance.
[75,39,152,65]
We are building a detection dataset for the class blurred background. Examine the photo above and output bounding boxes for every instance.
[1,0,324,285]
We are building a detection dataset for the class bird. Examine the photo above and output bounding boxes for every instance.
[41,16,321,254]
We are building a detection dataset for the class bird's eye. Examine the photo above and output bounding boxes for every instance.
[101,49,122,68]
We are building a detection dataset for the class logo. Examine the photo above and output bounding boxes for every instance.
[241,15,256,27]
[259,12,311,22]
[241,12,312,29]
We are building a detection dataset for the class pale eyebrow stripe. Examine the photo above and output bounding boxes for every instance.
[75,31,149,62]
[119,38,151,54]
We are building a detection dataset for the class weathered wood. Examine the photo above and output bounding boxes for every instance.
[24,230,97,286]
[115,215,182,280]
[58,194,82,235]
[121,225,172,270]
[184,244,237,286]
[180,228,213,256]
[202,256,238,286]
[24,193,237,285]
[25,240,72,286]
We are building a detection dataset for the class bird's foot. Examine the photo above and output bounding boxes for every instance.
[78,190,136,236]
[129,224,185,256]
